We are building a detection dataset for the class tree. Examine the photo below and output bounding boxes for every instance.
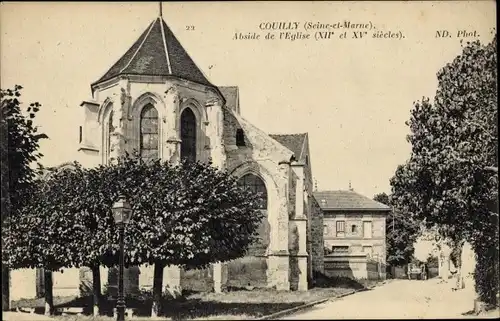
[373,192,419,266]
[2,165,87,315]
[390,35,498,307]
[4,154,264,317]
[1,85,48,212]
[102,155,264,316]
[1,85,47,311]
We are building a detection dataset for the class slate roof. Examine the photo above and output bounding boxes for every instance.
[313,190,391,211]
[269,133,308,162]
[92,17,213,88]
[219,86,239,112]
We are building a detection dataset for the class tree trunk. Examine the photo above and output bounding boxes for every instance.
[2,266,10,311]
[44,270,54,316]
[474,299,489,314]
[91,265,102,316]
[151,262,165,317]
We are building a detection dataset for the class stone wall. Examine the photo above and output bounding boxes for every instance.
[288,170,297,218]
[324,254,384,280]
[221,108,293,291]
[310,197,324,274]
[181,266,214,293]
[224,256,268,289]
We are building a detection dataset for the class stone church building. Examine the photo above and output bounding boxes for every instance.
[8,13,327,300]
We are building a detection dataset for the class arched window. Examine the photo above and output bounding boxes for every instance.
[180,108,196,162]
[238,174,268,209]
[140,104,159,161]
[105,111,114,164]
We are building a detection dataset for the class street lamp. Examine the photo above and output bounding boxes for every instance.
[112,195,133,321]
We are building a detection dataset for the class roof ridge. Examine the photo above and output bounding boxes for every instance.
[298,133,308,161]
[91,20,154,87]
[270,132,308,135]
[119,19,156,74]
[161,18,213,84]
[159,17,172,74]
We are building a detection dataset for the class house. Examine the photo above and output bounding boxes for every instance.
[312,189,390,280]
[7,11,322,305]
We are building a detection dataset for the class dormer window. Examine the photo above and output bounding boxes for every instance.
[236,128,245,146]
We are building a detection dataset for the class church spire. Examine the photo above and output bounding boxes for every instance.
[159,2,162,18]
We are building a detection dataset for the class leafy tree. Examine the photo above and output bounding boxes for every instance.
[102,155,264,316]
[1,85,47,311]
[3,165,87,315]
[1,85,48,212]
[373,192,419,266]
[4,154,264,317]
[390,35,498,306]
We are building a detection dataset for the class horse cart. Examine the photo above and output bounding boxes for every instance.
[407,263,428,280]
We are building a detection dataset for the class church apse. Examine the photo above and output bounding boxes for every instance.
[66,11,320,296]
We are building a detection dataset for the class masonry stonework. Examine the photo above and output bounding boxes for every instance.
[310,197,325,274]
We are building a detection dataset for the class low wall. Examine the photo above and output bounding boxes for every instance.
[181,266,213,293]
[324,253,386,280]
[225,256,268,289]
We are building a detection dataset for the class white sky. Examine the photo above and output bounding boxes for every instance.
[1,1,496,198]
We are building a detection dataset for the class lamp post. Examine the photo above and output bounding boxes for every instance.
[112,195,133,321]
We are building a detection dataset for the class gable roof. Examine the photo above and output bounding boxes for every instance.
[227,109,294,163]
[91,17,213,89]
[313,190,391,212]
[219,86,239,113]
[269,133,308,162]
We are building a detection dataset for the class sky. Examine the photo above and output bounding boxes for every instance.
[1,1,496,198]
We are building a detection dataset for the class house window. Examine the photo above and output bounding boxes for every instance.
[351,224,358,234]
[336,220,345,237]
[180,107,196,162]
[79,126,83,143]
[238,174,267,209]
[140,104,159,162]
[323,225,329,235]
[236,128,245,146]
[363,221,372,239]
[332,246,349,253]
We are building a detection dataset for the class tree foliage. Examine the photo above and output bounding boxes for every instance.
[1,85,48,311]
[373,192,419,266]
[1,85,48,213]
[3,153,264,271]
[100,155,264,268]
[390,35,498,304]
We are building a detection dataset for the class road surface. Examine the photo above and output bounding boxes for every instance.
[280,278,499,319]
[3,311,53,321]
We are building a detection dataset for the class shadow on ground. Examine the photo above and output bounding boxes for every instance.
[310,272,377,290]
[10,274,380,320]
